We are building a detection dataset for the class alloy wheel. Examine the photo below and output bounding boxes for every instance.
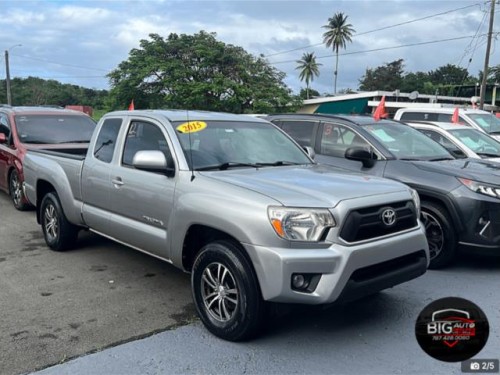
[43,203,59,242]
[421,211,444,261]
[201,262,239,322]
[10,173,22,207]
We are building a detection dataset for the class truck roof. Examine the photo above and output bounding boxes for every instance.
[105,109,270,123]
[0,105,88,116]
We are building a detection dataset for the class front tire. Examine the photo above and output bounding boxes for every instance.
[9,170,29,211]
[421,201,457,269]
[191,240,266,341]
[40,192,78,251]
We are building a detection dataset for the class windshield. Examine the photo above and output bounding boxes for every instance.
[14,114,96,144]
[448,128,500,156]
[174,120,312,170]
[467,113,500,134]
[363,123,452,160]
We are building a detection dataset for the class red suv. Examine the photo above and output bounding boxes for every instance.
[0,105,96,210]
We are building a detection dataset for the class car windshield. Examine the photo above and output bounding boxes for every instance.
[14,114,96,144]
[363,122,453,160]
[174,120,312,170]
[467,113,500,134]
[448,128,500,156]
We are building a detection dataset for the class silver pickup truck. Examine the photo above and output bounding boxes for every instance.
[23,110,429,341]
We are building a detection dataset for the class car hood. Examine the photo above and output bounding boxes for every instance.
[203,164,409,207]
[412,158,500,184]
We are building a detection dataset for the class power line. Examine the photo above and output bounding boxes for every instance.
[270,34,495,65]
[10,53,111,72]
[264,2,483,58]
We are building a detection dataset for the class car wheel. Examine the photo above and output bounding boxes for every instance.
[191,240,266,341]
[9,170,29,211]
[40,192,78,251]
[421,201,457,269]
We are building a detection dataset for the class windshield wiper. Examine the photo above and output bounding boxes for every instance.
[476,152,500,158]
[196,162,261,171]
[57,140,90,144]
[399,158,421,161]
[255,161,302,167]
[23,140,50,144]
[428,157,454,161]
[195,161,304,171]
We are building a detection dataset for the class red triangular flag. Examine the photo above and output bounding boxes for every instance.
[451,107,459,123]
[128,100,135,111]
[373,96,388,121]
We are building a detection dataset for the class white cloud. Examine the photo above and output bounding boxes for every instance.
[0,0,493,94]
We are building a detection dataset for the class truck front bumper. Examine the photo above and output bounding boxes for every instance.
[243,225,429,304]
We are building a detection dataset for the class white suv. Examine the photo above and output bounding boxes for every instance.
[394,107,500,141]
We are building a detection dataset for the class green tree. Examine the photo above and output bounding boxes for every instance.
[322,12,355,94]
[296,52,322,99]
[299,88,320,99]
[428,64,470,86]
[0,76,108,108]
[107,31,300,113]
[400,71,432,94]
[358,59,405,91]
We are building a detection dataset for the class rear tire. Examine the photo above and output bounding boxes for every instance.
[9,170,29,211]
[191,240,266,341]
[421,201,457,269]
[40,192,78,251]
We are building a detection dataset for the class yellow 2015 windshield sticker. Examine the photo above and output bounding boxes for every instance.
[176,121,207,133]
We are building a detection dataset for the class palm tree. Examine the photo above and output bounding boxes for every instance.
[296,52,322,99]
[322,12,355,94]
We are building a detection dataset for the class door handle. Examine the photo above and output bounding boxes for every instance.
[112,177,124,186]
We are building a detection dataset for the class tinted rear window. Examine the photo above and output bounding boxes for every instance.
[14,114,96,144]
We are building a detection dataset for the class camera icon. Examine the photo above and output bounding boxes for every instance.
[470,362,480,370]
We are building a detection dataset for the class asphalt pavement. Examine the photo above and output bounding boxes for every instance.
[1,191,499,375]
[33,255,500,375]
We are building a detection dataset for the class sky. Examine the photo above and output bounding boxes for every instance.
[0,0,497,96]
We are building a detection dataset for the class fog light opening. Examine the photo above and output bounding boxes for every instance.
[291,273,322,293]
[479,218,491,237]
[292,274,309,290]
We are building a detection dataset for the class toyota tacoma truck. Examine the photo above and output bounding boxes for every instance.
[23,110,429,341]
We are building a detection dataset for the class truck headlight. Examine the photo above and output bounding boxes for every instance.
[268,207,335,242]
[409,188,421,217]
[458,177,500,199]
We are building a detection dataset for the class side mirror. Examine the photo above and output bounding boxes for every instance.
[133,150,175,177]
[345,147,376,168]
[303,146,316,160]
[0,133,6,144]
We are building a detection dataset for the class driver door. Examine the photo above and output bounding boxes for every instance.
[107,119,177,259]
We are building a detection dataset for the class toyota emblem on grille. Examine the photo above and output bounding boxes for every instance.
[381,208,396,226]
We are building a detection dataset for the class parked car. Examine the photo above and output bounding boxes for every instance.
[266,113,500,269]
[23,110,429,341]
[393,107,500,141]
[404,121,500,162]
[0,105,96,210]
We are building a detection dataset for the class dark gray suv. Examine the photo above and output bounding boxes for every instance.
[266,113,500,269]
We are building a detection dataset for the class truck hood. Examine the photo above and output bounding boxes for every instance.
[203,164,408,207]
[412,158,500,184]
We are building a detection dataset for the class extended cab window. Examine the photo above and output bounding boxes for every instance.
[320,123,369,157]
[122,121,172,167]
[279,120,317,147]
[94,118,122,163]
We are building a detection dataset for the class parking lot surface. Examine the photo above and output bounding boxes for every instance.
[0,193,195,375]
[1,192,499,375]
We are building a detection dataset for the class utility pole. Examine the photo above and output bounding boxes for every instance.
[480,0,496,109]
[5,50,12,105]
[4,44,21,106]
